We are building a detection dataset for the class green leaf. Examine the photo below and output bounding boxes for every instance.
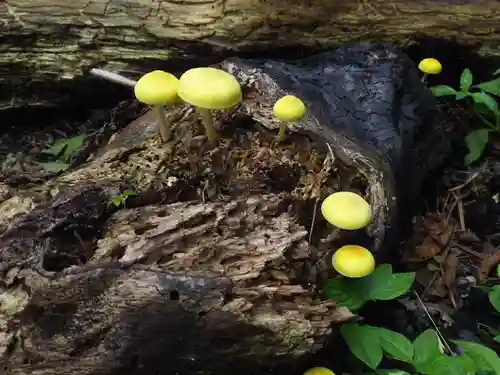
[415,355,465,375]
[377,371,410,375]
[340,324,383,370]
[494,68,500,76]
[413,329,442,367]
[488,285,500,313]
[457,353,478,375]
[38,161,70,173]
[42,134,87,163]
[476,78,500,97]
[453,340,500,375]
[464,129,490,165]
[431,85,457,97]
[376,327,413,363]
[460,68,474,92]
[368,267,415,301]
[322,278,368,310]
[456,92,469,100]
[494,335,500,344]
[471,92,499,114]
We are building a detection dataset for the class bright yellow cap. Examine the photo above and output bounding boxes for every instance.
[273,95,306,122]
[304,367,336,375]
[321,191,371,230]
[332,245,375,278]
[177,67,242,110]
[134,70,179,105]
[418,58,442,75]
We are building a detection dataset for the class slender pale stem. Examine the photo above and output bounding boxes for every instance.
[196,107,217,142]
[89,68,137,87]
[155,105,171,142]
[420,73,428,83]
[276,121,288,142]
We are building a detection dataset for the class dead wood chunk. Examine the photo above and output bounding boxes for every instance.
[1,0,500,111]
[0,194,353,375]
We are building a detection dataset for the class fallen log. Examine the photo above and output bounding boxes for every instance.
[1,0,500,112]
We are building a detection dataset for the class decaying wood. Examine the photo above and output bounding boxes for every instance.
[1,0,500,111]
[0,103,354,375]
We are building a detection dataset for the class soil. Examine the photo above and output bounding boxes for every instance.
[0,41,499,375]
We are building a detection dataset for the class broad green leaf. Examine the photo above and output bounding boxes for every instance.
[415,354,465,375]
[322,278,367,310]
[457,353,478,375]
[413,329,442,367]
[376,327,413,363]
[368,271,415,301]
[456,92,469,100]
[494,335,500,343]
[476,78,500,97]
[464,129,490,165]
[340,324,383,370]
[488,285,500,313]
[431,85,456,97]
[377,371,410,375]
[471,92,499,114]
[460,68,473,92]
[38,161,70,173]
[453,340,500,375]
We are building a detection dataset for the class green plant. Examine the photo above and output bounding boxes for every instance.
[39,133,88,172]
[488,285,500,343]
[107,189,137,209]
[431,68,500,165]
[341,325,500,375]
[322,264,415,310]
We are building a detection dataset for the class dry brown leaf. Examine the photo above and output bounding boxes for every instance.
[405,214,455,262]
[478,248,500,282]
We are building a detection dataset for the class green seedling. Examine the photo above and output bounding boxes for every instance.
[39,134,87,172]
[107,189,137,209]
[431,68,500,165]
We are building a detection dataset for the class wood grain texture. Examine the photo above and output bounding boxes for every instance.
[1,0,499,111]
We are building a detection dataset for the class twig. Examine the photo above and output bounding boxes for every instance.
[90,68,137,87]
[413,288,456,355]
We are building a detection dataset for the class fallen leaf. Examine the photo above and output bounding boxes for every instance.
[405,214,455,262]
[478,247,500,282]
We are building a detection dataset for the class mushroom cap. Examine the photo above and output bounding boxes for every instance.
[273,95,306,122]
[418,58,442,75]
[321,191,372,230]
[304,367,336,375]
[134,70,179,105]
[177,67,242,110]
[332,245,375,278]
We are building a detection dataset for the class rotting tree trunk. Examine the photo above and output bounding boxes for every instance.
[1,0,500,112]
[0,105,354,375]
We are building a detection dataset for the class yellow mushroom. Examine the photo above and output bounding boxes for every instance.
[134,70,179,142]
[418,58,442,82]
[304,367,336,375]
[332,245,375,278]
[177,67,242,142]
[321,191,372,230]
[273,95,306,142]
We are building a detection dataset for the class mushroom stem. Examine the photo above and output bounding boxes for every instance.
[154,105,171,142]
[421,73,428,83]
[196,108,218,142]
[276,121,288,142]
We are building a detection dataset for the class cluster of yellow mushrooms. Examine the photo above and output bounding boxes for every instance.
[133,68,306,143]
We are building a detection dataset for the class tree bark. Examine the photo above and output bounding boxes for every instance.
[1,0,500,112]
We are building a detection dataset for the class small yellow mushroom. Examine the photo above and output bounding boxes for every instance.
[332,245,376,278]
[134,70,179,142]
[304,367,336,375]
[177,67,242,142]
[418,58,442,82]
[273,95,306,142]
[321,191,372,230]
